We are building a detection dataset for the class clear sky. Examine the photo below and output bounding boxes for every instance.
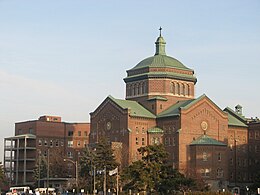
[0,0,260,161]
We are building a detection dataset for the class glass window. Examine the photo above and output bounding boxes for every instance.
[218,153,221,161]
[164,137,168,145]
[249,131,253,139]
[44,140,48,147]
[201,168,210,177]
[55,140,59,147]
[67,151,73,158]
[136,127,139,134]
[203,152,208,161]
[172,137,175,146]
[230,158,233,165]
[50,140,53,147]
[155,137,159,144]
[38,139,42,146]
[142,138,145,145]
[217,168,223,178]
[78,131,81,136]
[84,131,88,136]
[170,82,174,93]
[29,128,34,134]
[136,137,139,145]
[68,131,73,136]
[68,141,73,147]
[77,141,81,146]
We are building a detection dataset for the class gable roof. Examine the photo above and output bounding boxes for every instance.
[190,135,226,146]
[108,95,156,119]
[158,94,226,119]
[223,107,247,127]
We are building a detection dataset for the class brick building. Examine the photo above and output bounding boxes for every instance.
[4,115,90,187]
[3,30,260,191]
[89,30,260,191]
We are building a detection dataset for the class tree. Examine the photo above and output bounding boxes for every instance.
[250,170,260,194]
[122,144,195,194]
[79,145,94,192]
[80,138,119,193]
[159,166,195,194]
[33,148,68,188]
[122,144,168,193]
[33,154,48,187]
[0,162,9,192]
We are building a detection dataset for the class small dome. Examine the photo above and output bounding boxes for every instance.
[155,36,166,44]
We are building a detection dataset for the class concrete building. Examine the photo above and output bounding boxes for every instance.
[4,115,90,187]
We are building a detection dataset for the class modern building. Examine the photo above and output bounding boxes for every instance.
[4,115,90,187]
[89,30,259,191]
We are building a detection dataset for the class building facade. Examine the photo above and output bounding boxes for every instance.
[89,30,260,191]
[3,30,260,192]
[4,115,90,187]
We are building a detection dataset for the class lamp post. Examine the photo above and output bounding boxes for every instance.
[64,159,78,194]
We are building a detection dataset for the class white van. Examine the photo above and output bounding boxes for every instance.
[35,188,56,195]
[9,186,30,195]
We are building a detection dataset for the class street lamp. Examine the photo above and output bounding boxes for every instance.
[64,159,78,194]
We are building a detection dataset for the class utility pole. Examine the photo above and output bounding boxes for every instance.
[116,167,119,195]
[93,166,96,195]
[103,166,106,195]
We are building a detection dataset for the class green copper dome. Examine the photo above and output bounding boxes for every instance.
[124,28,197,83]
[132,55,190,71]
[131,31,191,71]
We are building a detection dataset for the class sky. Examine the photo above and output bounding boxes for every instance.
[0,0,260,161]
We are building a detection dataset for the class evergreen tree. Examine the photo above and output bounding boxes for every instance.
[122,144,195,194]
[80,138,119,193]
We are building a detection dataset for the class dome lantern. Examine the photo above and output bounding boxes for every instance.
[155,27,166,56]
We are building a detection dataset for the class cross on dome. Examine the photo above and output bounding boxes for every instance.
[159,26,162,36]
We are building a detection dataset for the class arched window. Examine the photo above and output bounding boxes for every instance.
[170,82,174,93]
[140,83,143,94]
[143,82,146,94]
[203,152,208,161]
[184,84,189,96]
[217,168,224,178]
[177,83,180,95]
[180,83,184,95]
[218,153,222,161]
[132,85,135,96]
[187,85,190,96]
[135,84,138,95]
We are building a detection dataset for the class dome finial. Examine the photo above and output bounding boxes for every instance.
[159,26,162,36]
[155,27,166,55]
